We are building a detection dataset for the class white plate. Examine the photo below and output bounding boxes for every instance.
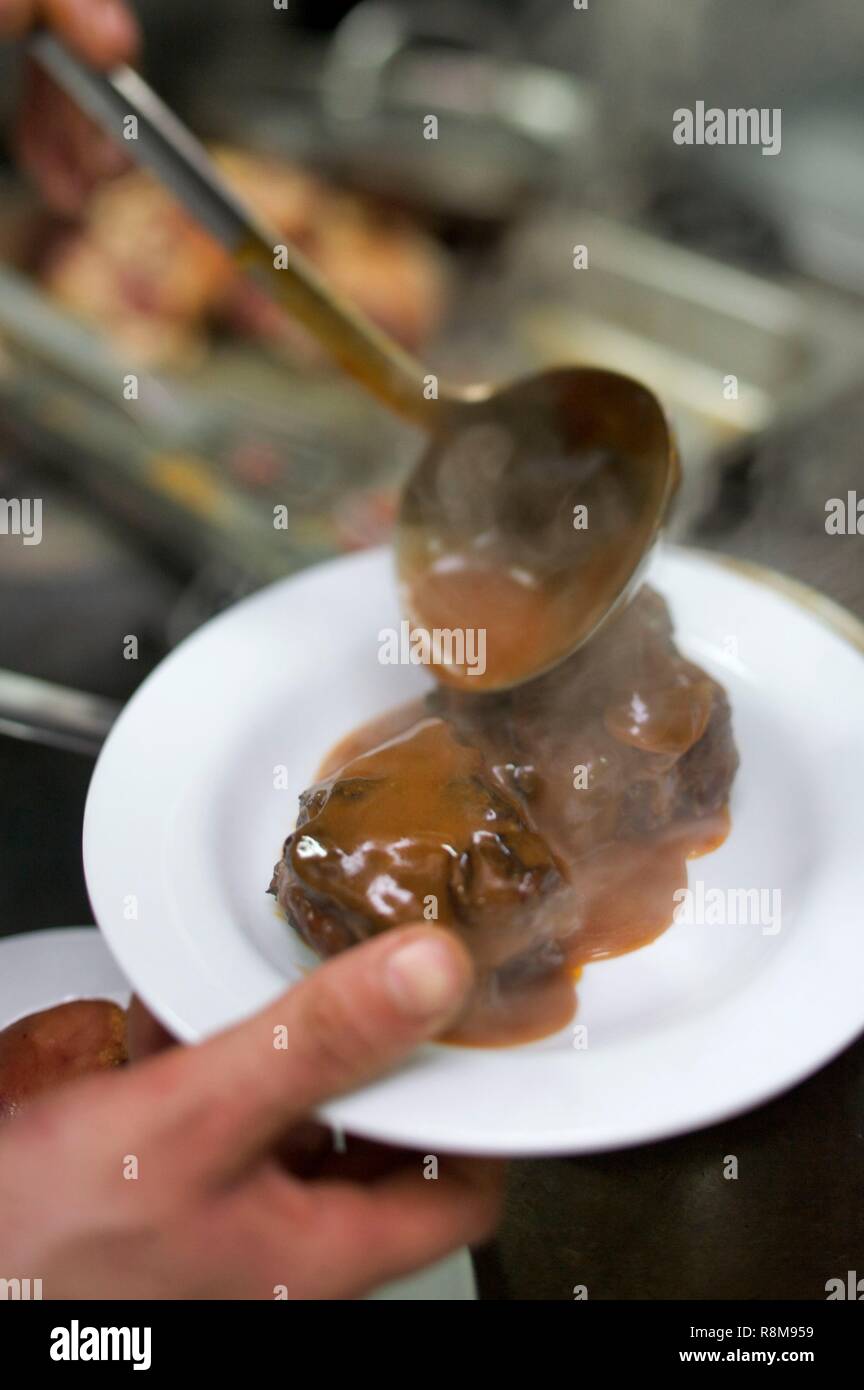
[84,546,864,1155]
[0,927,130,1026]
[0,927,475,1300]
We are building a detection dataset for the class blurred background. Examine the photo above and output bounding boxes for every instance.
[0,0,863,1299]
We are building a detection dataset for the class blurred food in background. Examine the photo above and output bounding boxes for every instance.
[36,146,447,367]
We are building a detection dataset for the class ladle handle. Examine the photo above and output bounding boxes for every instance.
[29,31,440,428]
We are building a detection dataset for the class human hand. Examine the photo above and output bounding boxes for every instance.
[0,925,503,1298]
[0,0,140,212]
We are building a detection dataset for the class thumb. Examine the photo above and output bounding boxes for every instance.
[156,925,473,1183]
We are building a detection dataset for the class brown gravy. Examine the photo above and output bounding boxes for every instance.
[398,541,639,694]
[316,699,730,1047]
[395,369,675,693]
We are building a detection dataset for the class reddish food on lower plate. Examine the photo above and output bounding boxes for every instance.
[269,586,739,1045]
[0,1000,128,1121]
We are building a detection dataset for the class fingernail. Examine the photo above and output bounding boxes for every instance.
[386,935,467,1019]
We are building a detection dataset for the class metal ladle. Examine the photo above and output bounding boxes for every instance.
[31,33,678,691]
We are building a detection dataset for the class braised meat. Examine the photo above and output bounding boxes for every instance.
[269,586,738,1043]
[429,585,737,854]
[272,716,566,976]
